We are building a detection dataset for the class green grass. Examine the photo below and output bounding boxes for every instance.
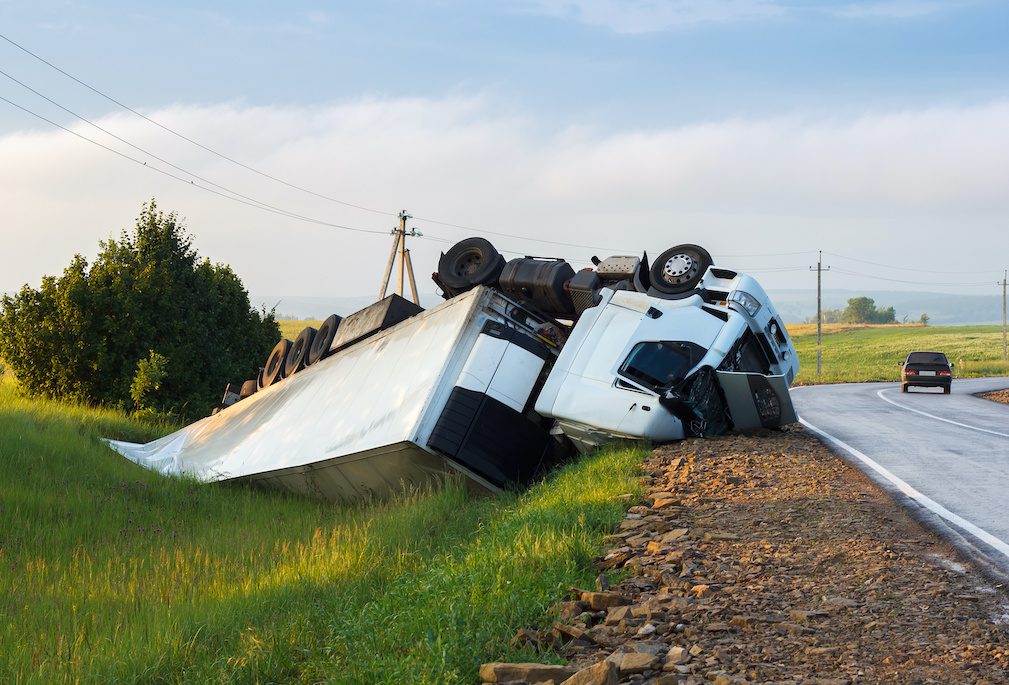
[277,320,323,341]
[790,324,1009,384]
[0,377,645,684]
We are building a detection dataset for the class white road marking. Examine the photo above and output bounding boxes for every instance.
[799,417,1009,561]
[876,389,1009,439]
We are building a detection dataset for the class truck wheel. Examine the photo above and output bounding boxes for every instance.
[262,339,292,388]
[437,237,506,293]
[285,326,317,377]
[239,380,258,399]
[307,314,341,366]
[649,244,713,295]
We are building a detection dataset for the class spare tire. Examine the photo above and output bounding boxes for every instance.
[285,326,317,377]
[262,339,292,388]
[649,244,713,295]
[239,379,258,399]
[437,237,506,293]
[307,314,342,366]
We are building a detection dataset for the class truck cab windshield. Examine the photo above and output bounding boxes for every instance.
[619,341,707,392]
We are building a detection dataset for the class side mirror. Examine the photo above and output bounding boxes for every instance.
[950,363,955,369]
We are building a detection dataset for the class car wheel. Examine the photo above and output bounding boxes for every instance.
[944,386,951,394]
[437,237,506,293]
[262,339,292,388]
[649,244,713,295]
[901,383,908,393]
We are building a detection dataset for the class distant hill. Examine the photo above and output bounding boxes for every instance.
[768,289,1003,326]
[253,289,1004,326]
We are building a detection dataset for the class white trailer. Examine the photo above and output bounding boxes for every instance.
[109,287,566,499]
[109,240,800,501]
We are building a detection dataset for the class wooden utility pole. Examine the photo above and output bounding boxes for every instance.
[1001,270,1007,361]
[378,210,421,304]
[809,251,830,376]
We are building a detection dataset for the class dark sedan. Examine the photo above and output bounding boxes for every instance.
[900,351,953,394]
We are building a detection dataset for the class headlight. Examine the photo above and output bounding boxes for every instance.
[728,290,761,317]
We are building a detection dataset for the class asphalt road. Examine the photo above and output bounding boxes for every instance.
[792,377,1009,575]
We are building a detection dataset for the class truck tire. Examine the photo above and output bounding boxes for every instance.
[262,339,292,388]
[239,380,258,399]
[285,326,317,377]
[307,314,342,366]
[649,244,713,295]
[437,237,506,293]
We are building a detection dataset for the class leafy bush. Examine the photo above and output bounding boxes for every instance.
[0,200,279,419]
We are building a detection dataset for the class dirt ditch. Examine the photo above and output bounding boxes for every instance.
[482,428,1009,685]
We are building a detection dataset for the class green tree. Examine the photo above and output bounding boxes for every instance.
[841,296,896,324]
[919,313,930,326]
[130,350,169,411]
[0,200,279,419]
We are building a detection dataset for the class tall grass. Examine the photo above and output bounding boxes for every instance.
[0,377,645,683]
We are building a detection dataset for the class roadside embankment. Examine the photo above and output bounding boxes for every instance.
[482,429,1009,685]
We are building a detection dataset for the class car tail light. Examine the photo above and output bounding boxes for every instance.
[904,368,917,375]
[938,370,951,376]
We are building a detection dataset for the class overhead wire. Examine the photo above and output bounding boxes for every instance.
[824,251,987,275]
[0,31,398,219]
[830,267,992,287]
[0,93,390,236]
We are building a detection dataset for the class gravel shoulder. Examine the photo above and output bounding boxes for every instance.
[978,389,1009,405]
[482,428,1009,685]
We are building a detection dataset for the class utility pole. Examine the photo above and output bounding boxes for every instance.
[809,251,830,376]
[378,210,421,304]
[1001,270,1007,362]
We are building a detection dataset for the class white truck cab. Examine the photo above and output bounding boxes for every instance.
[535,265,799,452]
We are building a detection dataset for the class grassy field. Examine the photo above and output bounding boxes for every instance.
[788,323,1009,384]
[0,376,645,684]
[278,320,323,341]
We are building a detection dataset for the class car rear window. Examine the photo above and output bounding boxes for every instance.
[907,352,948,364]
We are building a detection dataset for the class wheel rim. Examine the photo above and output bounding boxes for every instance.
[453,249,483,278]
[662,252,700,285]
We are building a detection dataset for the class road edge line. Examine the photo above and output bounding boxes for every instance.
[876,389,1009,438]
[798,416,1009,585]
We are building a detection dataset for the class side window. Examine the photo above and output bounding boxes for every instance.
[619,341,706,392]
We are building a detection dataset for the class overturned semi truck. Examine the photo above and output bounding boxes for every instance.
[108,240,799,501]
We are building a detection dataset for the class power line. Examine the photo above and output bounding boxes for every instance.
[824,251,987,275]
[0,93,389,236]
[827,268,992,286]
[0,30,398,219]
[0,66,316,219]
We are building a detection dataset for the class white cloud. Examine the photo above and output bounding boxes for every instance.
[514,0,957,31]
[828,1,947,19]
[1,96,1007,300]
[515,0,785,32]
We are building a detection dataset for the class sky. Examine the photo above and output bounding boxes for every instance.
[1,0,1008,304]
